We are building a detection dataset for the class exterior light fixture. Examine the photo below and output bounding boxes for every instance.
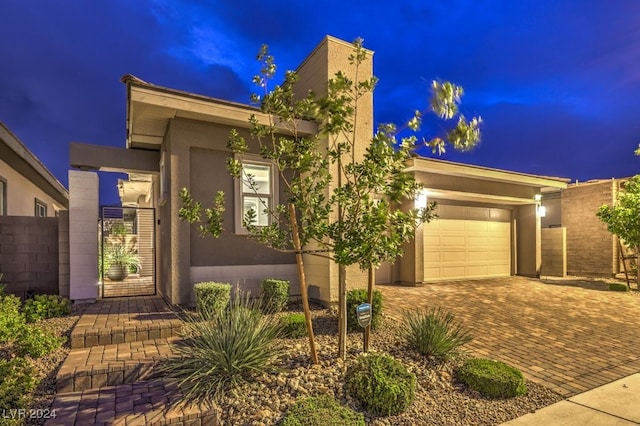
[415,189,428,210]
[534,194,545,217]
[537,205,546,218]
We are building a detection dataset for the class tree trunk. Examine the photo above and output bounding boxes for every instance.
[623,251,640,291]
[364,266,375,352]
[338,264,347,360]
[289,203,319,364]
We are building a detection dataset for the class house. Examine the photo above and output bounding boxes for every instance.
[0,121,68,216]
[68,35,568,305]
[0,121,69,297]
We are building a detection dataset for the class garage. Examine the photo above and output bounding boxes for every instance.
[423,205,512,280]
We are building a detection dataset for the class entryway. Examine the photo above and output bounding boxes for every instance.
[100,206,156,297]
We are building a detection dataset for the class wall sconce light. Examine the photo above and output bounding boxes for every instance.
[534,194,545,217]
[537,205,546,218]
[415,189,428,210]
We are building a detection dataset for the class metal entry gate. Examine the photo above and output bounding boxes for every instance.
[100,206,156,298]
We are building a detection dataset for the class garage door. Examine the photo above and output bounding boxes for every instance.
[423,206,511,281]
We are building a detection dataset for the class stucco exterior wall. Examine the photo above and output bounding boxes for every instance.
[541,227,566,277]
[515,204,540,277]
[295,36,374,302]
[160,118,300,304]
[0,157,64,216]
[68,170,99,301]
[561,180,617,277]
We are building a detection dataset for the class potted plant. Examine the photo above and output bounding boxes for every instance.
[103,241,141,281]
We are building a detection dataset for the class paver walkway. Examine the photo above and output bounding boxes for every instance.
[47,296,219,425]
[378,276,640,397]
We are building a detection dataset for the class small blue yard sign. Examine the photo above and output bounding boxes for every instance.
[356,303,372,328]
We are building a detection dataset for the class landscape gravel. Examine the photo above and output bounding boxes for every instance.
[5,300,571,425]
[213,304,564,425]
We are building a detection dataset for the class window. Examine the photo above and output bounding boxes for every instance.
[235,157,277,233]
[35,198,47,217]
[0,177,5,215]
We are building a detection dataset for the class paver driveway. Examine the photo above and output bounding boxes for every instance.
[378,276,640,397]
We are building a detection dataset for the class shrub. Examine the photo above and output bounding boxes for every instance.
[160,291,283,405]
[282,395,365,426]
[456,358,527,398]
[346,353,415,416]
[280,313,307,338]
[194,282,231,318]
[402,306,473,360]
[346,289,383,332]
[0,358,38,412]
[609,283,629,292]
[15,326,65,358]
[261,278,289,313]
[23,294,71,323]
[0,295,25,343]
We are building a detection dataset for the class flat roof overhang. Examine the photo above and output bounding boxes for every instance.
[406,157,570,189]
[125,79,319,150]
[407,157,570,206]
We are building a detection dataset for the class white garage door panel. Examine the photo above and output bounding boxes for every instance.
[424,216,511,281]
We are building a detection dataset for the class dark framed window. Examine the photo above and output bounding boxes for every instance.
[0,177,5,215]
[35,198,47,217]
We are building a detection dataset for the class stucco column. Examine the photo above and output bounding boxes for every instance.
[68,170,99,301]
[516,204,541,277]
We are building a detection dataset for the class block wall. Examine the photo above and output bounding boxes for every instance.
[561,180,617,277]
[0,216,59,296]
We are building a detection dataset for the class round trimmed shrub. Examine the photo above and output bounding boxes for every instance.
[346,353,415,416]
[282,395,365,426]
[261,278,289,313]
[456,358,527,398]
[280,313,307,338]
[346,289,383,332]
[193,282,231,318]
[608,283,629,292]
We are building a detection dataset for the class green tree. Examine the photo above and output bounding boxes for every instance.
[597,175,640,287]
[179,39,481,363]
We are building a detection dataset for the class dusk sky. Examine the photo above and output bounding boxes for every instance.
[1,1,638,205]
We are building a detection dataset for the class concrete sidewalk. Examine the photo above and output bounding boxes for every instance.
[503,373,640,425]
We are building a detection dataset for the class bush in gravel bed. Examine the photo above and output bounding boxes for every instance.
[23,294,71,322]
[402,306,473,360]
[0,358,38,412]
[15,325,65,358]
[279,313,307,338]
[261,278,289,313]
[194,282,231,318]
[346,352,416,416]
[608,283,629,292]
[282,395,365,426]
[346,289,383,332]
[160,291,283,406]
[0,294,25,343]
[456,358,527,398]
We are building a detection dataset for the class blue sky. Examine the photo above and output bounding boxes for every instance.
[0,0,638,204]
